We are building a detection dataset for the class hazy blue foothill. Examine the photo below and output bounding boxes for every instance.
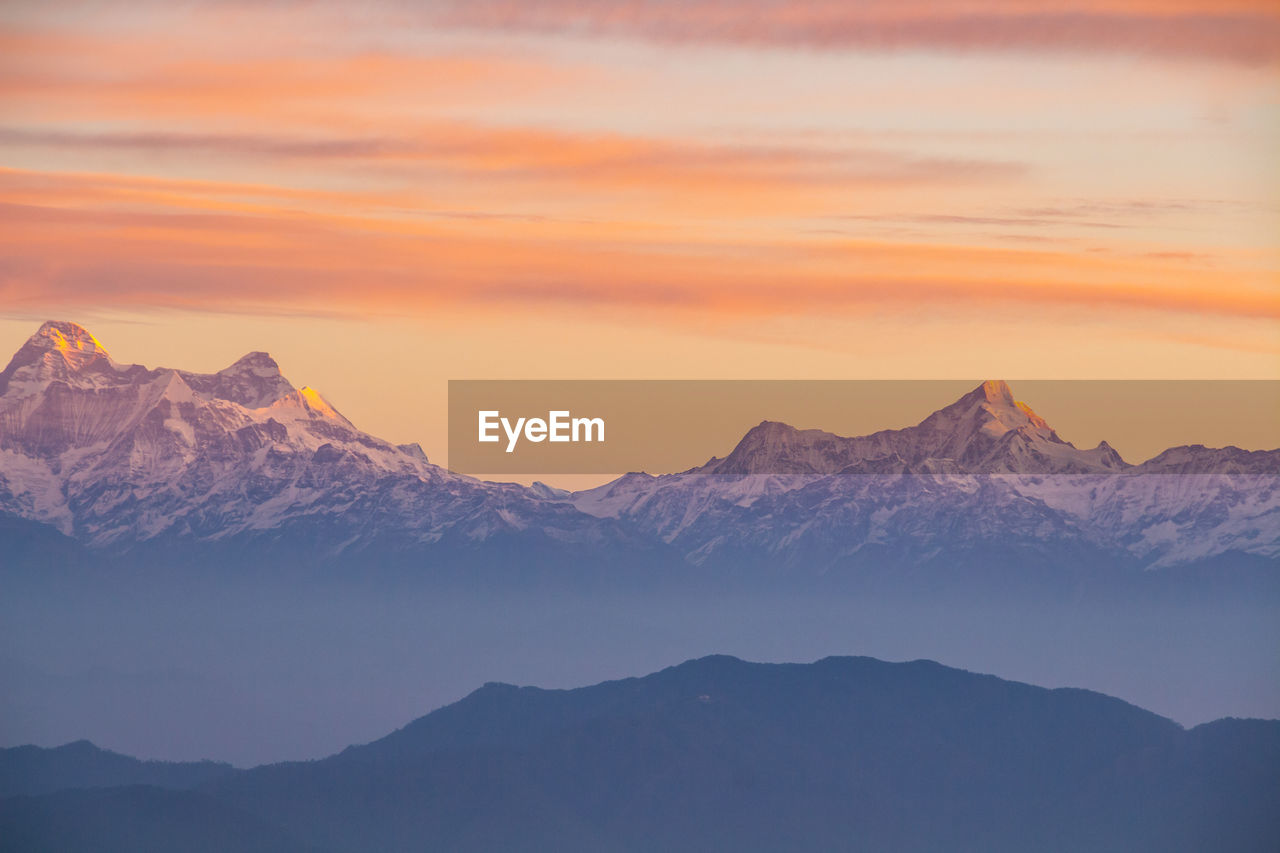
[2,656,1277,853]
[0,740,233,797]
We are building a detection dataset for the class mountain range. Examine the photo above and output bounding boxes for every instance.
[2,655,1277,853]
[0,321,634,561]
[0,321,1275,579]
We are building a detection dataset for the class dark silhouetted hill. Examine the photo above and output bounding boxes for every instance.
[3,656,1277,852]
[0,740,234,797]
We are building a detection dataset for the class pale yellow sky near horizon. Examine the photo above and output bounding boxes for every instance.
[2,0,1278,485]
[2,312,1275,488]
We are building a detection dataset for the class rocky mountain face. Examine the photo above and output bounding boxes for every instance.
[0,321,618,556]
[0,322,1274,575]
[570,380,1279,572]
[704,380,1129,476]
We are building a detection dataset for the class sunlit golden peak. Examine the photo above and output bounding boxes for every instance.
[33,321,109,358]
[299,385,341,419]
[978,379,1015,405]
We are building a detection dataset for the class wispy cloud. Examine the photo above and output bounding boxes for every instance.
[0,31,571,121]
[1,171,1273,323]
[0,0,1274,374]
[0,125,1026,203]
[423,0,1280,63]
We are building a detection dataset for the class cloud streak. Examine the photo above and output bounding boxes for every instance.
[425,0,1280,63]
[0,126,1026,208]
[1,173,1274,325]
[0,31,572,121]
[0,0,1274,374]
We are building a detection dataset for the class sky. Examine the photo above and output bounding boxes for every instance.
[1,0,1278,470]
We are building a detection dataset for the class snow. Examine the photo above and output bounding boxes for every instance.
[2,332,1275,569]
[1,321,453,546]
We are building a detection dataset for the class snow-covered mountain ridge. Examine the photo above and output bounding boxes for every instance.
[0,321,604,549]
[571,380,1277,570]
[0,321,1274,572]
[699,380,1129,476]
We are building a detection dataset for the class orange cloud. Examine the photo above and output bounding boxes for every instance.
[0,126,1026,219]
[1,169,1274,324]
[0,28,579,124]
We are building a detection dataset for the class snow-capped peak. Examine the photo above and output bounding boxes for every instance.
[0,320,469,546]
[704,381,1124,475]
[0,320,121,397]
[930,380,1054,439]
[191,351,297,408]
[30,320,111,362]
[977,378,1015,406]
[220,351,283,380]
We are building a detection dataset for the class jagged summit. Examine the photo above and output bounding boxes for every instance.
[188,350,297,409]
[707,381,1122,475]
[918,379,1060,444]
[735,420,809,447]
[0,321,445,543]
[1,324,304,407]
[974,378,1015,405]
[29,320,111,360]
[0,320,615,551]
[220,351,282,377]
[916,381,1133,471]
[0,320,122,396]
[714,420,846,475]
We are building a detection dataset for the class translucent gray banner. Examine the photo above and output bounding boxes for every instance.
[447,380,1279,475]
